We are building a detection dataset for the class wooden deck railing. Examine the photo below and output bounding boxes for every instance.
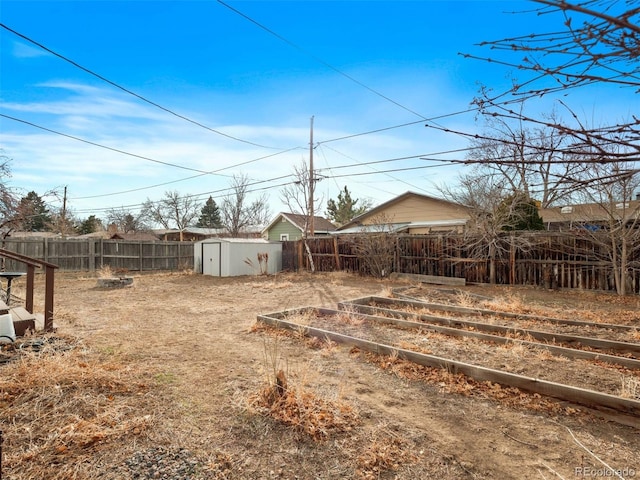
[0,248,58,332]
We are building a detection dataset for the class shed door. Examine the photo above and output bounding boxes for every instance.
[202,243,221,276]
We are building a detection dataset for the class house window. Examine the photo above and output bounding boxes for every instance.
[280,234,289,241]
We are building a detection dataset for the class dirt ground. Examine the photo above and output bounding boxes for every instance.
[2,270,640,479]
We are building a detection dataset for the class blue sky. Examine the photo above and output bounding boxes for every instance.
[1,0,635,224]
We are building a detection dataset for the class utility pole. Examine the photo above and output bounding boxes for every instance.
[62,186,67,221]
[62,185,68,237]
[309,115,315,237]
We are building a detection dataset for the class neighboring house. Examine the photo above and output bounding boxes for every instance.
[336,191,471,234]
[156,227,227,242]
[539,200,640,231]
[110,232,159,241]
[68,231,111,240]
[3,231,61,239]
[263,213,337,241]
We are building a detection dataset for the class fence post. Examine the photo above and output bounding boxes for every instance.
[99,238,104,269]
[510,235,516,285]
[89,240,96,272]
[44,266,55,332]
[333,236,341,270]
[139,242,143,271]
[25,264,35,314]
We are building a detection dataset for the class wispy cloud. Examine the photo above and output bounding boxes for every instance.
[10,40,51,59]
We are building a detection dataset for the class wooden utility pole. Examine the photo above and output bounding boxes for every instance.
[309,115,315,236]
[61,186,68,238]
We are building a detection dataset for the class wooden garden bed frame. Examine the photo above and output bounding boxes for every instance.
[257,306,640,429]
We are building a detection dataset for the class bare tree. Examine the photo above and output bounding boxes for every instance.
[47,210,77,237]
[568,159,640,295]
[221,173,270,238]
[438,168,543,284]
[280,159,323,235]
[466,106,590,207]
[353,213,397,278]
[0,152,19,236]
[460,1,639,168]
[141,191,201,241]
[280,160,325,271]
[440,1,640,289]
[106,207,149,233]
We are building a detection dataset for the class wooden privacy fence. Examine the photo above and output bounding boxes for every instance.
[286,232,640,294]
[0,238,194,272]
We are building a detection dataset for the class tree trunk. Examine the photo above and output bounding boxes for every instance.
[304,239,315,273]
[620,237,627,296]
[489,243,496,284]
[610,232,622,295]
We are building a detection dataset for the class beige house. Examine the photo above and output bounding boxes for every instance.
[539,200,640,231]
[336,191,471,234]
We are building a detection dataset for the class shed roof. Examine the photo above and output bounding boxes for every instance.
[196,237,276,244]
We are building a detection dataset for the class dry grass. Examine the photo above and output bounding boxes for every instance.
[284,308,317,326]
[481,291,530,314]
[453,290,479,308]
[7,271,638,479]
[619,375,640,399]
[336,304,366,326]
[97,265,114,278]
[356,427,416,479]
[247,342,359,441]
[0,335,154,479]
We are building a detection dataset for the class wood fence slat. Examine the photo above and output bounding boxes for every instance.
[291,232,640,294]
[0,238,194,272]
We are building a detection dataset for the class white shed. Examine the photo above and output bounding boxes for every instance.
[194,238,282,277]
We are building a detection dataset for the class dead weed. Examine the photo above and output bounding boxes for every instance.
[356,428,416,479]
[0,335,154,479]
[247,370,359,441]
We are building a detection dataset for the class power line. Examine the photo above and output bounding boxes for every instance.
[316,144,437,195]
[0,22,281,150]
[72,174,297,215]
[71,146,303,200]
[0,113,228,175]
[325,163,445,179]
[216,0,428,120]
[316,109,478,146]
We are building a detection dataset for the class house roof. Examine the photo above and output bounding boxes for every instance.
[334,219,468,234]
[337,191,470,231]
[68,231,112,239]
[263,212,337,234]
[540,200,640,225]
[110,232,159,241]
[4,231,61,239]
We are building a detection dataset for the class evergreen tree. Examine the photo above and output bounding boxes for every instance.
[78,215,103,235]
[500,194,545,231]
[17,191,51,231]
[326,186,371,226]
[196,196,222,228]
